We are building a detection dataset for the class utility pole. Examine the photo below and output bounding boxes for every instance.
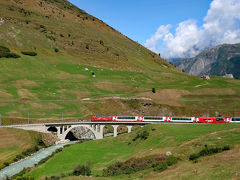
[28,112,30,124]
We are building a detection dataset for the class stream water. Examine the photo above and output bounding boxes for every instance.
[0,141,75,179]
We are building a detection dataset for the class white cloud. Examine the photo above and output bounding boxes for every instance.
[145,0,240,59]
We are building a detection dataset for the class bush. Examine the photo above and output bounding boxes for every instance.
[21,51,37,56]
[154,162,168,172]
[0,46,10,53]
[223,145,230,151]
[100,40,104,46]
[103,154,175,176]
[166,155,178,166]
[0,52,20,58]
[132,130,149,141]
[73,164,91,176]
[86,44,89,49]
[40,25,45,28]
[189,153,200,161]
[54,48,59,53]
[3,162,9,167]
[152,88,156,93]
[189,145,230,161]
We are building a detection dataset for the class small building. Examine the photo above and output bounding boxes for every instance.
[223,74,234,78]
[201,75,210,80]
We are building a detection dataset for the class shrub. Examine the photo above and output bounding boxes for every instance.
[189,153,200,161]
[54,48,59,53]
[103,154,175,176]
[0,46,10,53]
[60,34,64,37]
[86,44,89,49]
[0,52,20,58]
[21,51,37,56]
[132,130,149,141]
[100,40,104,46]
[73,164,91,176]
[166,155,178,166]
[189,145,230,161]
[152,88,156,93]
[3,162,9,167]
[154,162,168,172]
[223,145,230,151]
[40,25,45,28]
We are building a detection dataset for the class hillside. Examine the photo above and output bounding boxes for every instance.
[175,43,240,78]
[1,0,240,120]
[22,124,240,179]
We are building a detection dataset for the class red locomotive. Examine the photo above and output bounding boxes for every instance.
[196,117,226,123]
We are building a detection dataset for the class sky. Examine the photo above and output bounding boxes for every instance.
[69,0,240,59]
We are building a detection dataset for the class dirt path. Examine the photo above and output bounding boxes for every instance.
[195,82,209,88]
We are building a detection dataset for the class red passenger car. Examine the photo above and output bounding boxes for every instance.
[91,116,112,121]
[196,117,226,123]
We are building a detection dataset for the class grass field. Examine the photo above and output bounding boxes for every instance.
[23,124,240,179]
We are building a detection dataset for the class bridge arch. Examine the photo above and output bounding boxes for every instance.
[47,126,58,133]
[56,124,104,141]
[64,126,95,140]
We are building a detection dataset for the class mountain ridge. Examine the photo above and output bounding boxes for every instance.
[175,43,240,78]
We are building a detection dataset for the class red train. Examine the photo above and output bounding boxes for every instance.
[92,116,240,123]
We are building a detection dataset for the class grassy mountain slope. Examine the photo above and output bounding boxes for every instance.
[0,0,240,120]
[23,124,240,179]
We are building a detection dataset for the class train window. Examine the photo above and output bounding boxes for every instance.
[216,118,223,121]
[232,118,240,121]
[117,116,136,120]
[144,117,163,120]
[172,117,192,121]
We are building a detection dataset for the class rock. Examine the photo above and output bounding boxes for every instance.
[84,68,89,71]
[166,151,172,156]
[223,74,234,78]
[201,75,210,80]
[55,139,70,145]
[175,43,240,79]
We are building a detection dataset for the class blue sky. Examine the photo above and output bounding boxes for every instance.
[69,0,211,45]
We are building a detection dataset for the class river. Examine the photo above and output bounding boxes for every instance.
[0,141,76,179]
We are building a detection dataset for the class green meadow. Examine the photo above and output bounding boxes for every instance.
[24,124,240,179]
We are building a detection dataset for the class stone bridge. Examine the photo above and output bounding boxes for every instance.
[1,121,149,140]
